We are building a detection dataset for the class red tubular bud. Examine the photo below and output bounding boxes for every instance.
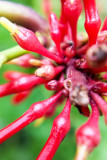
[65,46,75,58]
[83,0,101,46]
[12,90,30,105]
[41,59,52,65]
[60,0,66,14]
[42,0,52,17]
[35,65,65,80]
[75,100,100,160]
[0,17,63,63]
[29,59,52,67]
[90,65,107,73]
[59,73,65,81]
[0,90,63,143]
[77,105,90,117]
[35,65,55,80]
[97,31,107,45]
[36,99,71,160]
[92,82,107,93]
[59,0,68,41]
[86,44,107,68]
[45,80,63,90]
[13,27,63,63]
[101,17,107,31]
[45,96,64,117]
[49,13,62,56]
[76,43,88,56]
[50,65,65,75]
[9,54,36,68]
[44,102,58,117]
[81,106,90,117]
[64,0,82,46]
[0,75,46,97]
[4,71,27,81]
[90,91,107,125]
[75,59,89,69]
[45,73,64,90]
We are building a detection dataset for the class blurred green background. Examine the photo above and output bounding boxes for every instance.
[0,0,107,160]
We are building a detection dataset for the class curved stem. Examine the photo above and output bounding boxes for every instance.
[0,91,63,143]
[0,45,28,67]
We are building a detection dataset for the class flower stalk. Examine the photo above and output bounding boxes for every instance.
[75,100,100,160]
[0,90,63,144]
[36,99,71,160]
[0,45,28,67]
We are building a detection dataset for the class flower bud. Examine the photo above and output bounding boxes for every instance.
[45,80,63,90]
[35,65,55,80]
[49,13,62,56]
[91,91,107,125]
[75,100,100,160]
[64,0,82,45]
[0,17,63,63]
[59,0,68,41]
[12,90,30,105]
[36,99,71,160]
[86,44,107,68]
[4,71,27,81]
[9,54,36,68]
[35,65,64,80]
[83,0,101,46]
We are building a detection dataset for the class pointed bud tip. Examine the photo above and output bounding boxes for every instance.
[35,65,55,80]
[75,145,89,160]
[29,59,42,67]
[0,17,19,34]
[34,117,45,127]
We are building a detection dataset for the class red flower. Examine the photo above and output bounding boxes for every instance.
[0,0,107,159]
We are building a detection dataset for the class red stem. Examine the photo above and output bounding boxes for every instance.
[0,90,63,143]
[4,71,28,81]
[49,13,62,57]
[64,0,82,46]
[55,66,65,75]
[92,82,107,93]
[36,99,71,160]
[90,91,107,125]
[45,96,64,117]
[59,0,68,41]
[91,66,107,73]
[14,27,63,64]
[10,54,36,68]
[12,90,31,104]
[76,99,100,152]
[0,75,46,97]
